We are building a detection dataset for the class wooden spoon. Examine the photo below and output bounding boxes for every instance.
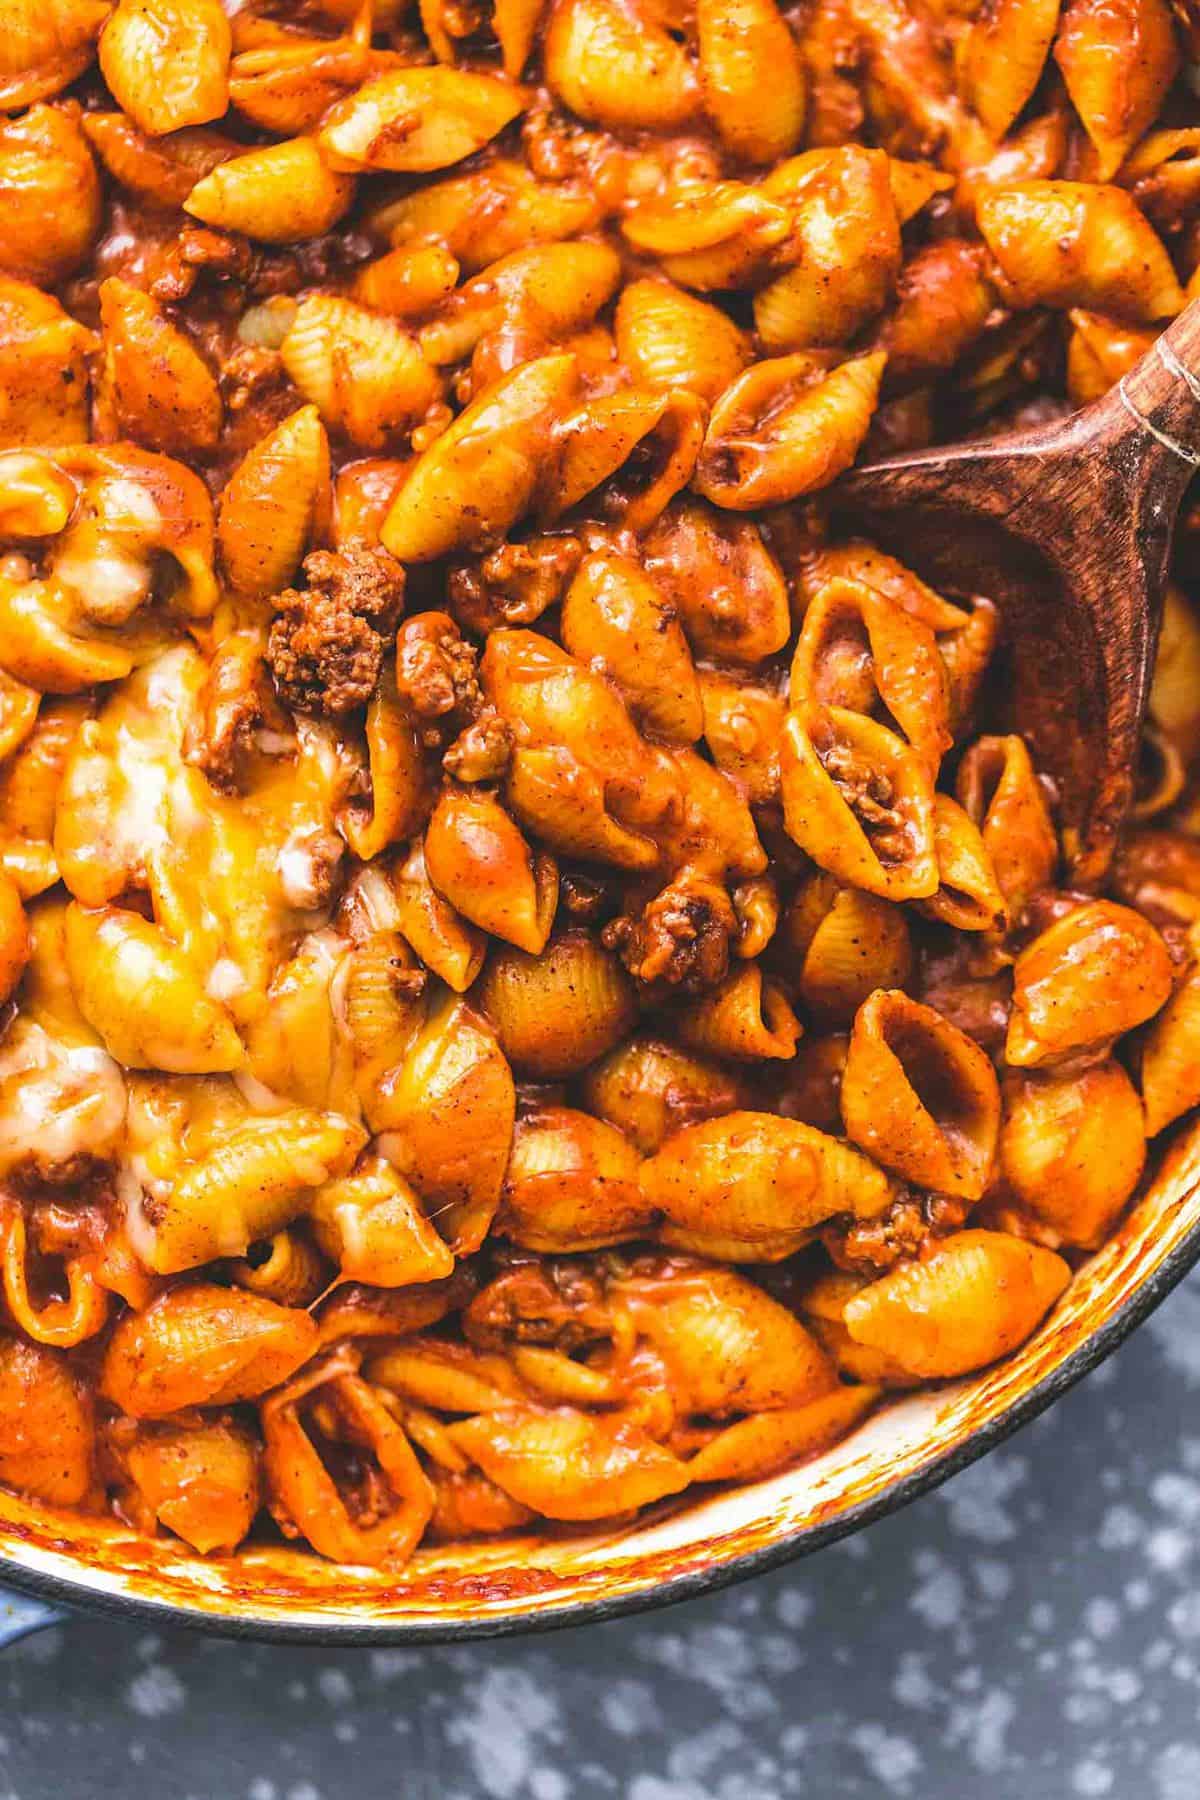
[833,300,1200,886]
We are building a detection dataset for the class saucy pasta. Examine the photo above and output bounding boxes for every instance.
[0,0,1195,1569]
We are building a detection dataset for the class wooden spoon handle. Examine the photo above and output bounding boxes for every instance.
[1115,295,1200,482]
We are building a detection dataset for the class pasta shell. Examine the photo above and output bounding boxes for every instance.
[1001,1062,1145,1246]
[888,157,954,222]
[64,902,243,1074]
[343,930,425,1085]
[688,1386,881,1484]
[582,1035,743,1154]
[134,1111,365,1274]
[493,0,546,73]
[754,147,901,350]
[795,537,968,630]
[1054,0,1179,180]
[0,104,100,286]
[843,1231,1071,1378]
[1148,585,1200,767]
[560,551,703,743]
[340,661,432,862]
[185,138,356,243]
[694,350,886,508]
[614,1263,835,1415]
[101,1283,319,1417]
[676,965,801,1062]
[420,240,620,366]
[380,352,578,561]
[373,157,605,275]
[544,0,700,131]
[789,574,951,773]
[780,700,938,901]
[0,277,93,447]
[82,111,236,207]
[233,934,357,1118]
[353,245,461,318]
[228,30,369,134]
[658,746,766,879]
[0,1339,94,1505]
[230,1228,330,1308]
[99,0,231,136]
[310,1160,455,1288]
[447,1407,690,1520]
[1,698,93,899]
[320,67,525,173]
[506,746,660,870]
[482,626,683,838]
[124,1417,260,1555]
[642,1110,894,1260]
[842,989,1001,1198]
[373,994,515,1254]
[622,182,791,290]
[697,0,805,163]
[959,0,1060,140]
[281,296,439,450]
[796,884,912,1026]
[976,180,1185,320]
[875,238,997,385]
[699,671,785,805]
[615,279,750,405]
[543,388,705,534]
[478,929,637,1078]
[1006,899,1174,1068]
[98,277,222,455]
[645,498,790,664]
[54,444,219,621]
[1140,934,1200,1136]
[0,452,77,541]
[920,793,1007,932]
[392,838,488,993]
[425,787,558,954]
[217,406,331,600]
[1066,307,1157,407]
[497,1106,651,1251]
[262,1356,434,1566]
[0,671,37,766]
[955,733,1058,915]
[0,576,133,693]
[369,1337,524,1413]
[0,0,110,110]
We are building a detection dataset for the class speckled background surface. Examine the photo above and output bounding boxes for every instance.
[5,1274,1200,1799]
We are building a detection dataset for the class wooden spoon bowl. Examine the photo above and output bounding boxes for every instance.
[834,297,1200,884]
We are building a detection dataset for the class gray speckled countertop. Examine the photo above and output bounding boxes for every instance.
[6,1277,1200,1799]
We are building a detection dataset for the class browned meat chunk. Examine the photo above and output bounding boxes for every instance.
[266,547,406,718]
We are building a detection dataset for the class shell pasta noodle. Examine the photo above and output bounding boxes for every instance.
[0,0,1195,1578]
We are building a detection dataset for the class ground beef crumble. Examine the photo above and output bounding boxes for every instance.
[394,613,481,723]
[603,873,736,992]
[266,547,406,718]
[463,1255,611,1353]
[442,707,512,782]
[823,1191,971,1272]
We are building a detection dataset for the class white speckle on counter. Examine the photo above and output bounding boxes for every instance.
[1154,1742,1200,1798]
[126,1665,186,1719]
[446,1668,563,1799]
[601,1680,658,1738]
[1072,1758,1115,1794]
[909,1550,965,1630]
[937,1452,1027,1544]
[316,1669,353,1706]
[849,1723,923,1793]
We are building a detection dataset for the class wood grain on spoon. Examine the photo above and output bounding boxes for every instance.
[834,296,1200,887]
